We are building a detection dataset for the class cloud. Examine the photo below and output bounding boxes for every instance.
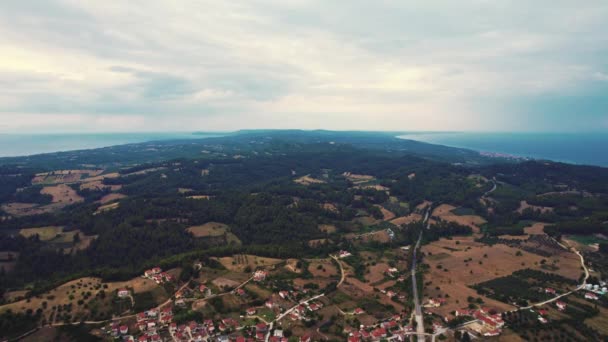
[0,0,607,132]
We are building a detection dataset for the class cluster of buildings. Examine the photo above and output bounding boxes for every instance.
[253,270,268,282]
[144,267,175,284]
[455,307,505,337]
[584,283,607,295]
[345,314,417,342]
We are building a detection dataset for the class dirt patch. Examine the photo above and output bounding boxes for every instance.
[307,259,338,278]
[32,170,103,185]
[376,206,396,221]
[79,181,122,192]
[517,201,553,214]
[94,202,119,215]
[415,200,432,211]
[20,226,64,241]
[187,195,213,200]
[284,259,303,273]
[432,204,486,232]
[365,262,390,284]
[390,213,422,226]
[319,224,337,233]
[294,175,326,185]
[212,277,240,290]
[187,222,229,237]
[524,222,547,235]
[98,193,126,204]
[322,203,338,212]
[41,184,83,204]
[216,254,283,272]
[1,202,53,216]
[347,230,391,244]
[342,172,375,184]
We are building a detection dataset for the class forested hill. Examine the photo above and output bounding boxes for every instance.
[1,130,608,299]
[0,130,498,170]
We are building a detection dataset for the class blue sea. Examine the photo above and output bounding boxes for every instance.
[398,132,608,167]
[0,132,224,158]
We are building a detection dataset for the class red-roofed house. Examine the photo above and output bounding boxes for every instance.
[199,285,212,297]
[556,301,567,311]
[247,307,257,315]
[545,288,556,295]
[585,292,599,300]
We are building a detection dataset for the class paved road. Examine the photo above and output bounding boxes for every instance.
[411,230,425,341]
[483,179,497,198]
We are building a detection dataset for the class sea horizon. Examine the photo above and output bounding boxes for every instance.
[1,131,607,168]
[398,131,608,167]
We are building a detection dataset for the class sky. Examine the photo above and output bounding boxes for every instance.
[0,0,607,133]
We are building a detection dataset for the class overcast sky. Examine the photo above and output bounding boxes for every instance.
[0,1,607,133]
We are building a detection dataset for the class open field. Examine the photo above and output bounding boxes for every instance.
[20,226,65,241]
[375,205,396,221]
[40,184,83,205]
[365,262,390,284]
[0,275,162,324]
[216,254,283,272]
[342,172,375,184]
[79,180,122,192]
[318,224,337,233]
[432,204,486,232]
[32,169,104,185]
[98,193,127,204]
[187,195,213,200]
[294,174,325,185]
[94,202,119,215]
[307,258,338,278]
[422,235,582,316]
[390,213,422,226]
[1,202,53,216]
[187,222,229,237]
[516,200,554,214]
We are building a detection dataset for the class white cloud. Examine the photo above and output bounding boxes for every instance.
[0,0,607,132]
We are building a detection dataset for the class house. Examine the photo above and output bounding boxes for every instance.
[428,298,446,307]
[273,329,284,338]
[247,307,257,315]
[265,300,275,309]
[538,316,548,324]
[175,299,186,307]
[118,289,130,298]
[338,250,352,258]
[545,288,556,295]
[256,323,268,332]
[199,285,212,297]
[386,268,399,277]
[353,308,365,315]
[236,288,246,296]
[279,291,289,299]
[386,291,397,298]
[538,309,548,316]
[308,303,321,311]
[145,267,162,277]
[253,270,268,282]
[348,337,360,342]
[256,332,266,341]
[120,325,128,334]
[556,301,567,311]
[170,322,177,332]
[455,309,471,317]
[585,292,599,300]
[381,321,398,329]
[371,327,387,339]
[300,335,312,342]
[138,336,148,342]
